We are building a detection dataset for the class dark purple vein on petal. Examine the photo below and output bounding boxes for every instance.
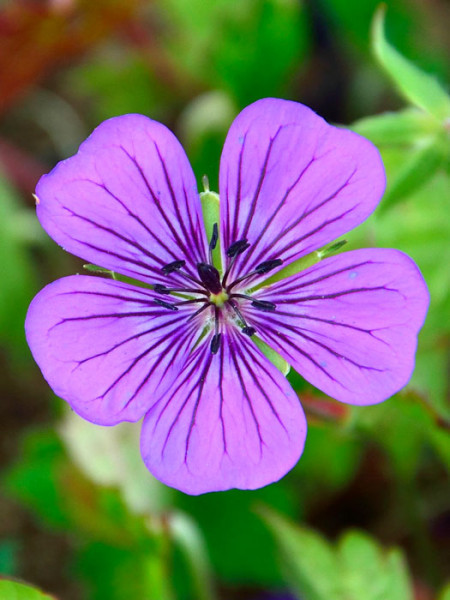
[227,333,264,452]
[119,146,197,272]
[237,155,316,273]
[92,322,197,405]
[229,133,247,248]
[260,325,340,384]
[249,169,357,269]
[260,316,384,372]
[155,145,206,263]
[120,325,198,413]
[233,336,287,432]
[239,127,282,242]
[88,179,182,263]
[265,261,372,294]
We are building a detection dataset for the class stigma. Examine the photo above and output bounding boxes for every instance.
[209,290,229,307]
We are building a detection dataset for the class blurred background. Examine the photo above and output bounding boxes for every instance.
[0,0,449,599]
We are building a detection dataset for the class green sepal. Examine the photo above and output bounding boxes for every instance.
[254,337,290,376]
[83,264,117,279]
[199,188,221,271]
[372,6,450,121]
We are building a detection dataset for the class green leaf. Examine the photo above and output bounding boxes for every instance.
[380,137,445,210]
[0,175,39,354]
[438,584,450,600]
[0,579,56,600]
[169,512,217,600]
[258,507,342,600]
[338,531,413,600]
[352,108,439,147]
[260,509,414,600]
[372,6,450,120]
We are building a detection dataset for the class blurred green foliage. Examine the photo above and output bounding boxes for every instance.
[0,0,449,599]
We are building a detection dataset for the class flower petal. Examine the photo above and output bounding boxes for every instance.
[219,98,385,281]
[25,275,202,425]
[35,115,208,285]
[248,249,429,405]
[140,327,306,494]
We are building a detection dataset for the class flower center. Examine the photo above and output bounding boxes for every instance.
[209,290,229,307]
[152,223,282,354]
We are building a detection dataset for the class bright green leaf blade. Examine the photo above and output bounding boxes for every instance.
[372,6,450,120]
[0,579,56,600]
[258,507,342,600]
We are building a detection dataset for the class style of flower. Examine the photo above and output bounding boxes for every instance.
[25,98,429,495]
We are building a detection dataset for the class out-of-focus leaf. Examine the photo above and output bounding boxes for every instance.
[338,531,413,600]
[438,584,450,600]
[296,419,360,493]
[260,509,414,600]
[354,393,440,478]
[0,579,56,600]
[75,541,175,600]
[258,507,341,600]
[372,6,450,120]
[352,108,439,146]
[0,175,39,354]
[380,138,446,209]
[169,512,217,600]
[164,0,309,106]
[3,429,71,529]
[60,410,171,516]
[177,485,296,587]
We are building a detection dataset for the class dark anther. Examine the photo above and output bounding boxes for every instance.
[197,262,222,294]
[210,333,221,354]
[251,299,276,311]
[162,259,185,274]
[209,223,219,251]
[254,258,283,274]
[154,284,170,294]
[242,326,256,337]
[154,298,178,311]
[227,239,250,258]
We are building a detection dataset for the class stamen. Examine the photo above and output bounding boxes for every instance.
[242,326,256,337]
[251,299,276,311]
[222,239,251,288]
[210,333,221,354]
[154,298,178,311]
[229,300,256,336]
[227,258,283,291]
[209,223,219,251]
[197,262,222,294]
[254,258,283,274]
[162,260,185,274]
[154,284,171,294]
[154,284,208,296]
[227,239,250,258]
[187,302,212,321]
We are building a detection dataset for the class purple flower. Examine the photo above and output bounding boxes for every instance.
[25,99,428,495]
